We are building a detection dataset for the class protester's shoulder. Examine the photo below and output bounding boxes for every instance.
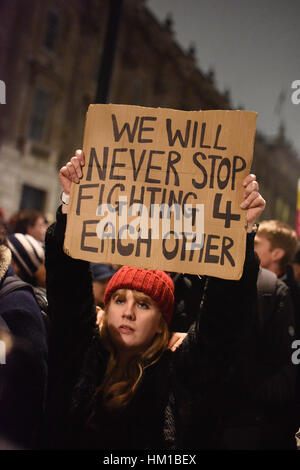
[173,272,204,295]
[0,288,47,355]
[0,288,43,329]
[0,286,39,310]
[152,348,174,379]
[275,277,293,298]
[258,268,289,297]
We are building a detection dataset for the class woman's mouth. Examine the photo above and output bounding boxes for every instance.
[118,324,135,334]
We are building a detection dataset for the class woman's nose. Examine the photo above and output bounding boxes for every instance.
[122,302,135,320]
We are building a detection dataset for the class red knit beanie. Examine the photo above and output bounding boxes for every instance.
[104,266,174,324]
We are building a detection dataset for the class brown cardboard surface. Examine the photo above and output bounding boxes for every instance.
[64,104,257,280]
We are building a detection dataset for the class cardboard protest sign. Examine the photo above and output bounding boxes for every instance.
[64,104,257,280]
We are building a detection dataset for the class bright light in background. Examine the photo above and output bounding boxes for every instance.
[0,80,6,104]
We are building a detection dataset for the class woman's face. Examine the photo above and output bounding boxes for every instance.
[106,289,163,353]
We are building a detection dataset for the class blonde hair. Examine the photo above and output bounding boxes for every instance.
[96,290,170,410]
[257,220,298,271]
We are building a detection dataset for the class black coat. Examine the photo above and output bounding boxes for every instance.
[0,266,48,448]
[173,266,299,449]
[43,207,258,450]
[280,265,300,338]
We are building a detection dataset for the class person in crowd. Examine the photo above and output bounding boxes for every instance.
[168,234,298,448]
[9,209,48,244]
[42,149,265,449]
[254,220,300,319]
[255,220,300,373]
[293,246,300,285]
[222,268,297,449]
[7,233,46,288]
[244,220,300,449]
[0,225,48,448]
[91,263,117,309]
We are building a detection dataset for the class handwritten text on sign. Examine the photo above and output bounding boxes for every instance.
[64,105,257,280]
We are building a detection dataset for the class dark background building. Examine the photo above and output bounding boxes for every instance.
[0,0,299,225]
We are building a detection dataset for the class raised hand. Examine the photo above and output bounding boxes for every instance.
[168,331,187,352]
[240,174,266,230]
[59,149,85,195]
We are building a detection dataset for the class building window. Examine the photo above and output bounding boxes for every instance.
[44,10,59,51]
[19,185,46,212]
[28,89,51,142]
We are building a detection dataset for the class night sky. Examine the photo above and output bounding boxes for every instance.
[148,0,300,155]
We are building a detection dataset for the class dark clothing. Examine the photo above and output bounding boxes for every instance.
[0,266,48,448]
[43,207,258,450]
[222,269,297,449]
[171,268,298,449]
[280,265,300,338]
[280,264,300,430]
[169,273,204,333]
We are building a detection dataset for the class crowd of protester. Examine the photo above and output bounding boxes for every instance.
[0,153,300,451]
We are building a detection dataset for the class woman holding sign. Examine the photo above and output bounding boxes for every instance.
[43,149,265,449]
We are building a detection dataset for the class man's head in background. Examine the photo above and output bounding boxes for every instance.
[90,263,117,308]
[254,220,298,277]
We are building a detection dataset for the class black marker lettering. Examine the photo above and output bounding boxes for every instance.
[145,150,163,184]
[221,236,235,266]
[86,147,108,181]
[112,114,139,143]
[213,124,227,150]
[204,235,220,263]
[76,184,99,215]
[192,152,207,189]
[109,148,127,180]
[81,220,98,252]
[166,119,191,147]
[165,151,181,186]
[232,156,246,190]
[137,116,157,143]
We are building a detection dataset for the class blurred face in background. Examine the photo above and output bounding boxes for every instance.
[254,233,285,276]
[93,278,110,308]
[254,235,274,269]
[293,263,300,283]
[27,216,47,243]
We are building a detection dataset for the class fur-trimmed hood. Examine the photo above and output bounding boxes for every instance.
[0,245,12,282]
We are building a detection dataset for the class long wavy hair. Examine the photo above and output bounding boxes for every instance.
[96,290,170,410]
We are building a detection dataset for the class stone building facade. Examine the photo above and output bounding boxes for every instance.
[252,126,299,224]
[0,0,109,218]
[0,0,299,227]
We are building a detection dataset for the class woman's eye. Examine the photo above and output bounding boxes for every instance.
[115,298,124,304]
[138,302,149,309]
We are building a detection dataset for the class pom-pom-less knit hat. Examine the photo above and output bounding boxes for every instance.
[104,266,174,324]
[8,233,44,281]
